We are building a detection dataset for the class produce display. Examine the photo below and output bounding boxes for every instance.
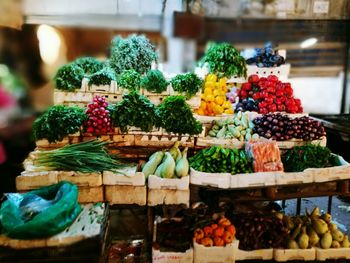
[140,69,168,93]
[236,74,303,114]
[245,139,283,172]
[142,142,189,179]
[170,72,203,99]
[282,144,340,172]
[282,207,350,249]
[253,114,326,141]
[157,96,202,135]
[189,146,253,174]
[196,74,234,116]
[29,139,125,173]
[230,213,288,250]
[194,216,236,247]
[110,91,158,133]
[200,42,247,78]
[84,96,113,134]
[246,43,285,67]
[33,105,86,143]
[207,111,259,141]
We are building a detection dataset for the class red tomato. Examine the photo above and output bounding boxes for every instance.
[268,104,277,112]
[277,104,286,111]
[252,92,260,101]
[241,82,252,91]
[248,74,260,83]
[267,75,279,83]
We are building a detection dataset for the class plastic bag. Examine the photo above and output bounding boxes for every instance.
[0,181,81,239]
[246,138,283,172]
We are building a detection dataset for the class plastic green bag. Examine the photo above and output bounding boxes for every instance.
[0,181,81,239]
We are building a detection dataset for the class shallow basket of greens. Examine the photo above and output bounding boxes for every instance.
[278,145,350,184]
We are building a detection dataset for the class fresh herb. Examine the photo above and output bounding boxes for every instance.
[117,69,141,91]
[110,34,157,75]
[31,139,125,173]
[54,63,85,91]
[157,95,202,135]
[74,57,103,75]
[170,72,203,99]
[33,105,87,143]
[110,91,159,132]
[141,69,168,93]
[189,146,253,174]
[88,67,116,86]
[200,42,247,78]
[282,144,339,172]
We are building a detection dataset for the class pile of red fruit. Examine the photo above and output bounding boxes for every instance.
[237,74,303,114]
[84,95,113,134]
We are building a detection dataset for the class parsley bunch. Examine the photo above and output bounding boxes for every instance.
[141,69,168,93]
[74,57,103,75]
[171,72,203,99]
[110,91,159,132]
[54,63,84,91]
[200,42,247,78]
[89,67,116,86]
[33,105,87,143]
[157,96,202,135]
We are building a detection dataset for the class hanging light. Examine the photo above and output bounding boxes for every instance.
[37,25,61,65]
[300,38,318,49]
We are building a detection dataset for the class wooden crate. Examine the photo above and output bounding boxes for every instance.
[105,185,147,206]
[147,189,189,206]
[78,186,104,203]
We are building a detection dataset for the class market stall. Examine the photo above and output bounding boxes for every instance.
[0,33,349,263]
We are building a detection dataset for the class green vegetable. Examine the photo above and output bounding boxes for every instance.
[157,96,202,135]
[33,105,87,143]
[160,152,176,178]
[54,63,84,91]
[31,139,125,173]
[110,34,157,75]
[142,151,164,178]
[117,69,141,91]
[141,69,168,93]
[170,72,203,99]
[282,144,339,172]
[74,57,103,75]
[110,91,159,132]
[88,67,116,86]
[200,42,247,78]
[189,146,253,174]
[175,147,189,178]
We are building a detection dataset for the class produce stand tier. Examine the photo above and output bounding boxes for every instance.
[190,180,350,203]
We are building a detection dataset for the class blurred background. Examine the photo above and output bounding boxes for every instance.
[0,0,349,193]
